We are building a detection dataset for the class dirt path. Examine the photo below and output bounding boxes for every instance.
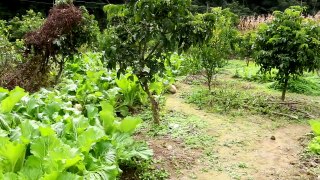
[165,83,311,180]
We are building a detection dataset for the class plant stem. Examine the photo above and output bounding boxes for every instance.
[281,75,289,101]
[142,81,160,124]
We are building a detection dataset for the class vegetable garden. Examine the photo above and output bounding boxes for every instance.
[0,0,320,179]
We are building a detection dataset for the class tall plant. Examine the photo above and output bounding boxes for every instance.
[102,0,214,124]
[191,8,238,90]
[254,6,320,100]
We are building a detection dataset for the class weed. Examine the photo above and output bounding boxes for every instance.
[140,111,216,149]
[120,160,169,180]
[270,77,320,96]
[184,88,320,120]
[238,163,248,169]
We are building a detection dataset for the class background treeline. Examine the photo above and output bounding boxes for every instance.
[1,0,320,25]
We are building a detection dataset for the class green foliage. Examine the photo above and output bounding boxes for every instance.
[0,92,151,179]
[8,10,44,41]
[270,77,320,96]
[55,0,74,5]
[188,8,238,90]
[185,87,320,119]
[0,52,153,179]
[102,0,195,82]
[0,87,27,113]
[0,20,23,75]
[254,6,320,100]
[309,120,320,154]
[65,53,148,116]
[226,60,276,83]
[237,31,257,60]
[102,0,214,124]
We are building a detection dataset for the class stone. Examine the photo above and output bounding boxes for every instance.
[168,84,177,94]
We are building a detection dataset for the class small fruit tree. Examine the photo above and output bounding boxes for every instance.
[255,6,320,101]
[102,0,214,124]
[191,7,238,90]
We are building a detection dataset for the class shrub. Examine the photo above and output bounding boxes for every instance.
[8,10,44,41]
[254,6,320,101]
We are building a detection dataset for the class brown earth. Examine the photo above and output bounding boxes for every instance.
[162,82,312,180]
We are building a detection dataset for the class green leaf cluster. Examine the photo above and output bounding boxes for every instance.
[0,53,153,179]
[254,6,320,99]
[309,120,320,154]
[188,7,238,90]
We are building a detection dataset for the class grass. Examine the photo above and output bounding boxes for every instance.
[138,110,216,149]
[134,110,217,179]
[183,87,320,121]
[270,76,320,96]
[132,59,320,179]
[223,60,320,96]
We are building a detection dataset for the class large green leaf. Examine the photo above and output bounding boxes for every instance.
[0,137,26,172]
[119,116,142,134]
[99,102,115,133]
[77,126,106,153]
[46,145,82,171]
[310,120,320,136]
[86,104,98,120]
[84,165,119,180]
[2,172,19,180]
[0,87,27,113]
[18,167,43,180]
[19,120,39,144]
[0,87,9,102]
[30,135,61,159]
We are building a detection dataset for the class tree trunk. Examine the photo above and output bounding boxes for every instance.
[281,76,289,101]
[55,61,64,84]
[208,76,212,91]
[142,81,160,124]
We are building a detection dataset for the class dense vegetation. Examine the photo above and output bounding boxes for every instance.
[1,0,320,179]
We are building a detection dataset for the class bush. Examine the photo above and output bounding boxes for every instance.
[0,20,22,77]
[8,10,44,41]
[270,77,320,96]
[254,6,320,100]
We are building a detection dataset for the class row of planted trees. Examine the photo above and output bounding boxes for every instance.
[102,3,320,124]
[2,1,320,125]
[2,1,320,178]
[189,6,320,102]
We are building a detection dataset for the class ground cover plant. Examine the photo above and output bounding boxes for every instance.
[0,52,154,179]
[1,2,320,179]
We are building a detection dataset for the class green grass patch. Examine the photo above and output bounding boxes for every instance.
[139,110,216,149]
[223,60,320,96]
[270,77,320,96]
[183,88,320,120]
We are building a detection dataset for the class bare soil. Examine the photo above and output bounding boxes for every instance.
[161,82,313,180]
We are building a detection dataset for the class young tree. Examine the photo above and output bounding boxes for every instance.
[102,0,214,124]
[255,6,320,101]
[191,8,238,90]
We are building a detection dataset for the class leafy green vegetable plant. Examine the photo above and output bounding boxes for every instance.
[0,87,152,179]
[309,120,320,154]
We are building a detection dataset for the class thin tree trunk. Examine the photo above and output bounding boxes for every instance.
[208,76,212,91]
[55,60,64,84]
[142,81,160,124]
[281,76,289,101]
